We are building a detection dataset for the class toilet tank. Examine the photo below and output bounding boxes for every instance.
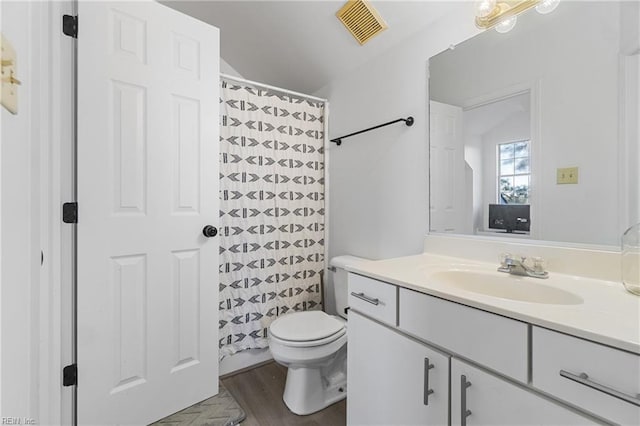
[330,255,369,319]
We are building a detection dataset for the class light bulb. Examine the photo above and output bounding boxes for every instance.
[475,0,497,18]
[535,0,560,15]
[495,15,517,33]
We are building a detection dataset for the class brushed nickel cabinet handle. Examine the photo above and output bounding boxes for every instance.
[423,357,435,405]
[350,292,379,306]
[559,370,640,407]
[461,375,472,426]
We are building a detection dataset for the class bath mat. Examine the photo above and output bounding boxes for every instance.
[151,382,246,426]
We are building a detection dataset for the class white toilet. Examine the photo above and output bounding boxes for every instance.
[268,255,366,415]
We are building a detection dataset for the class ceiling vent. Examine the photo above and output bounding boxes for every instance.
[336,0,388,45]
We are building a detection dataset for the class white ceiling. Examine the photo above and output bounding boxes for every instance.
[161,1,460,94]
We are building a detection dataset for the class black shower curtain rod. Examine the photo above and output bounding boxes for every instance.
[330,116,414,146]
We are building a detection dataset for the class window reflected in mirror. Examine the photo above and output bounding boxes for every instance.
[498,140,530,205]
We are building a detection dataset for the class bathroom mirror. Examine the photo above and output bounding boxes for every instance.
[428,0,640,247]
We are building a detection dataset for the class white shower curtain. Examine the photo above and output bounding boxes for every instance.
[218,79,326,358]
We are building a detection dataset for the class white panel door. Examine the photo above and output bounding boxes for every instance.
[429,101,465,233]
[77,1,219,424]
[348,311,450,426]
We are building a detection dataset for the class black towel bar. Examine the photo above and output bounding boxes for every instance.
[330,116,414,146]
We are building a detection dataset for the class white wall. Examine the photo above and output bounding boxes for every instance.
[430,2,623,246]
[220,57,242,78]
[1,1,43,420]
[464,135,483,231]
[1,2,74,423]
[620,1,640,230]
[314,3,479,314]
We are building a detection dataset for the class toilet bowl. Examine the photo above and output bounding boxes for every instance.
[269,311,347,415]
[268,255,367,415]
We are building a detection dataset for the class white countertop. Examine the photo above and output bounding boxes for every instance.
[346,253,640,355]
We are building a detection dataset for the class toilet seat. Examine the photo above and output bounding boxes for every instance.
[269,311,346,347]
[270,328,346,348]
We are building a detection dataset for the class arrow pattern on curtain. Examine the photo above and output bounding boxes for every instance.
[218,80,326,359]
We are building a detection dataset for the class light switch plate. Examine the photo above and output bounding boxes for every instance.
[1,34,18,115]
[557,167,579,184]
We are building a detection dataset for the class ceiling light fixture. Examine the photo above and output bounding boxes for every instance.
[495,15,518,34]
[475,0,497,18]
[535,0,560,15]
[475,0,560,34]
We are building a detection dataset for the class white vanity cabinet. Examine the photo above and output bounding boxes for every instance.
[347,310,450,426]
[346,272,631,425]
[451,358,597,426]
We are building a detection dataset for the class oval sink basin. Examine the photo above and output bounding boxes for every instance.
[429,270,584,305]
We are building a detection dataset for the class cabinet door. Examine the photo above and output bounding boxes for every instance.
[451,359,597,426]
[348,311,449,426]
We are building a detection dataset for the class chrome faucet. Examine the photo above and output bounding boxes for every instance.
[498,254,549,279]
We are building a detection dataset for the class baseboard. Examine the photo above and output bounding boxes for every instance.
[219,347,274,377]
[219,359,275,380]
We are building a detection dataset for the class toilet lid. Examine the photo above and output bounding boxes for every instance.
[269,311,345,342]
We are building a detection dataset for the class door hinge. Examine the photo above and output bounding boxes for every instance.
[62,15,78,38]
[63,364,77,386]
[63,202,78,224]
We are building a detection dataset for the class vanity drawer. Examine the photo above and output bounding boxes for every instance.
[532,327,640,425]
[399,288,528,382]
[348,274,397,326]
